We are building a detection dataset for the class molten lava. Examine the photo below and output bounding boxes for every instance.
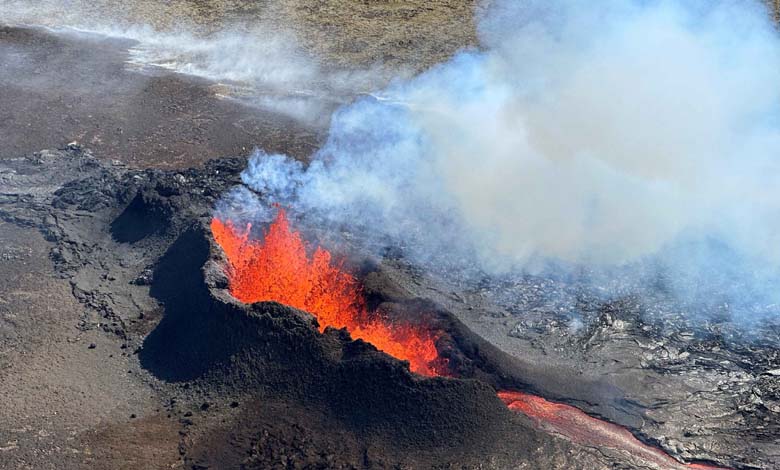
[211,209,442,376]
[498,391,728,470]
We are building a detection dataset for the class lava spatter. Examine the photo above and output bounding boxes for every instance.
[211,209,442,376]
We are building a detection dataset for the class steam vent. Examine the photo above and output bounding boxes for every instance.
[1,2,779,470]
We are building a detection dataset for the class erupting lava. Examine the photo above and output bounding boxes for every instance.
[211,209,442,376]
[211,209,728,470]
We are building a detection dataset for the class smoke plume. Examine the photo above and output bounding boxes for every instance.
[235,0,780,325]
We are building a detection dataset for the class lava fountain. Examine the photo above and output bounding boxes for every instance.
[211,209,443,376]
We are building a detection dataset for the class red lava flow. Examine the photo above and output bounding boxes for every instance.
[498,391,729,470]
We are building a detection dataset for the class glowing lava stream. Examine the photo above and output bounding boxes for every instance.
[499,391,728,470]
[211,209,728,470]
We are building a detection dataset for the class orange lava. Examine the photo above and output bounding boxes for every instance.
[498,391,728,470]
[211,209,442,376]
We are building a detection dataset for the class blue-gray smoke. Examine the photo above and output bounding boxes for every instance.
[235,0,780,327]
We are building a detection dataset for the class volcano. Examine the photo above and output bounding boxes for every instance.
[211,209,444,376]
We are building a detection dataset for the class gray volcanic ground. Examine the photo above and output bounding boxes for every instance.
[1,1,779,470]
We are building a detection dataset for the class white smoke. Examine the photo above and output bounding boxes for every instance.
[6,0,780,321]
[236,0,780,322]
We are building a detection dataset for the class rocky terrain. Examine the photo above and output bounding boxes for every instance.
[0,145,777,469]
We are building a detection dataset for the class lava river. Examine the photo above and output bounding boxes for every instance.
[211,209,728,470]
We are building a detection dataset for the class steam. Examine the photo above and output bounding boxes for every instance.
[118,27,391,125]
[235,0,780,324]
[0,1,389,125]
